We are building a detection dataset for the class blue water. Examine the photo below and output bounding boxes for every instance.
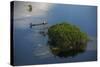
[13,4,97,65]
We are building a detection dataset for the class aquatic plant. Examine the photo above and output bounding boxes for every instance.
[48,22,89,57]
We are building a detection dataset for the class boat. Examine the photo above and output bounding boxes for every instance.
[30,20,48,28]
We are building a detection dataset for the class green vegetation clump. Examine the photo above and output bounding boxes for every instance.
[48,22,89,57]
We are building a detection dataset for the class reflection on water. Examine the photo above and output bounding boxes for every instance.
[48,44,87,58]
[31,24,89,58]
[14,21,97,65]
[31,23,87,58]
[51,49,85,58]
[31,24,54,58]
[14,19,97,65]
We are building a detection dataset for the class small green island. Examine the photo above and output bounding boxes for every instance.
[48,22,89,57]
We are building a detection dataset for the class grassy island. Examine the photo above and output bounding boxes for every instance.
[48,22,89,57]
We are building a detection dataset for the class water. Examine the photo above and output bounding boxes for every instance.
[13,4,97,66]
[13,23,97,65]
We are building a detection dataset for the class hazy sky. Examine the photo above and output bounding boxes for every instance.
[14,1,53,19]
[13,1,97,37]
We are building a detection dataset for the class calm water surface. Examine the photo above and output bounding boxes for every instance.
[13,5,97,65]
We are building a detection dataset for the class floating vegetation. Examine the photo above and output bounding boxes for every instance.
[48,22,89,57]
